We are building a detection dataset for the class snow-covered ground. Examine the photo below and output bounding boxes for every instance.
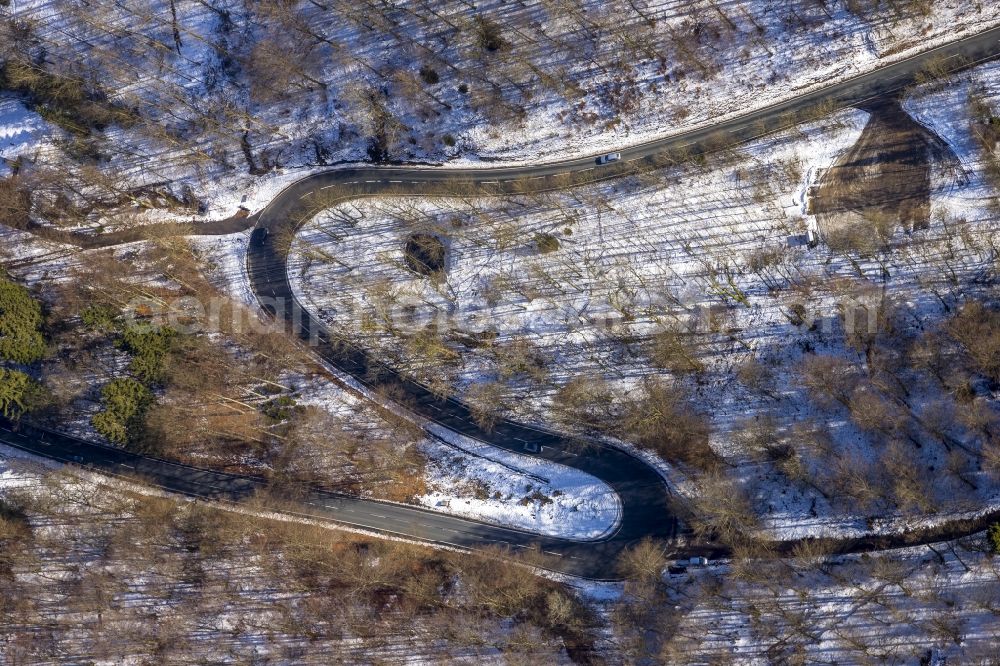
[419,436,620,540]
[3,0,999,228]
[0,230,623,540]
[2,447,999,663]
[287,61,1000,542]
[170,230,623,537]
[3,59,999,545]
[0,451,584,664]
[288,107,868,401]
[905,58,1000,203]
[3,0,1000,557]
[187,230,256,307]
[652,539,1000,663]
[0,96,48,177]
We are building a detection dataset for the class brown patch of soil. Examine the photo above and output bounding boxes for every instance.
[810,100,954,251]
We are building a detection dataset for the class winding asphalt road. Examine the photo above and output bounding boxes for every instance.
[3,25,1000,579]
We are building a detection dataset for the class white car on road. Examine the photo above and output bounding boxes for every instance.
[596,152,621,165]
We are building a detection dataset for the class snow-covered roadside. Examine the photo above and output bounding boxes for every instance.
[571,533,1000,662]
[283,108,870,538]
[903,57,1000,220]
[287,108,868,398]
[186,230,256,306]
[177,213,625,541]
[3,441,999,664]
[419,434,621,540]
[0,448,582,662]
[288,373,622,540]
[0,225,79,286]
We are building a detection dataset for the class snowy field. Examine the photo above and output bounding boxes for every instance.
[3,2,1000,661]
[288,107,870,406]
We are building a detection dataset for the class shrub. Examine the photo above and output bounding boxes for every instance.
[404,233,446,276]
[92,377,153,446]
[617,538,669,587]
[989,522,1000,555]
[847,384,906,435]
[493,337,547,382]
[622,380,716,471]
[0,177,31,229]
[81,304,120,332]
[465,380,506,432]
[261,394,300,423]
[913,54,954,86]
[0,277,46,364]
[533,232,560,254]
[0,496,31,548]
[948,302,1000,382]
[0,59,134,135]
[552,376,614,429]
[649,327,703,374]
[418,65,440,85]
[686,473,758,545]
[797,354,859,408]
[475,17,507,52]
[442,133,456,147]
[119,326,177,384]
[0,368,46,420]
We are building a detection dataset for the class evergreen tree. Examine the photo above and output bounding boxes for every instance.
[0,368,46,420]
[92,378,153,446]
[0,277,46,364]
